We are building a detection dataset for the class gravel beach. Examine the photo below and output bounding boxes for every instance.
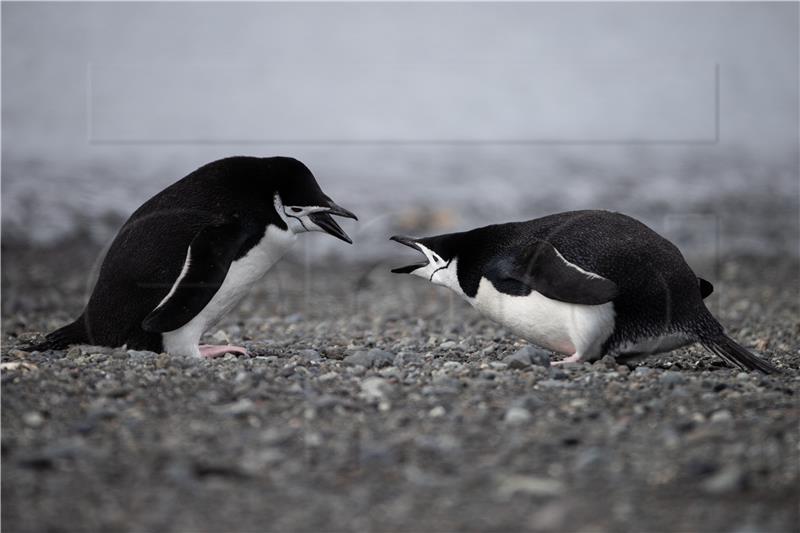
[2,241,798,532]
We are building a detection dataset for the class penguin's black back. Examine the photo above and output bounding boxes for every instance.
[59,157,287,349]
[450,210,721,349]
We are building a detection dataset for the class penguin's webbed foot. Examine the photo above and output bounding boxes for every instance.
[198,344,248,359]
[551,353,584,366]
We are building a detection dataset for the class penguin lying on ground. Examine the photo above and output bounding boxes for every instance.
[391,210,779,373]
[33,156,357,358]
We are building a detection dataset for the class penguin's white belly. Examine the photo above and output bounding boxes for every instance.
[162,226,296,357]
[469,278,616,356]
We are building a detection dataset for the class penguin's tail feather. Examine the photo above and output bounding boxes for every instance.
[703,334,780,374]
[27,320,88,351]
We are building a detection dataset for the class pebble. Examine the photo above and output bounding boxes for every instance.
[703,465,744,493]
[344,349,395,368]
[297,349,322,362]
[496,475,565,497]
[360,377,390,402]
[537,379,570,388]
[660,371,686,387]
[429,406,446,417]
[395,352,421,366]
[127,350,158,360]
[504,406,532,424]
[216,399,255,416]
[710,410,733,423]
[23,411,45,427]
[503,346,552,369]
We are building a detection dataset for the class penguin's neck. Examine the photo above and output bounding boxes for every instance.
[430,258,467,298]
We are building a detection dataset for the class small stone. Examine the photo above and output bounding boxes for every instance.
[753,338,769,351]
[23,411,45,427]
[216,399,255,416]
[593,354,617,369]
[537,379,569,388]
[343,349,394,368]
[344,351,373,367]
[442,361,463,371]
[67,347,81,359]
[298,349,321,362]
[633,367,654,377]
[367,349,395,367]
[127,349,157,359]
[360,377,390,402]
[395,352,421,366]
[710,410,733,423]
[497,475,565,497]
[155,354,170,369]
[660,371,686,387]
[0,361,37,372]
[703,465,743,493]
[212,330,230,343]
[440,341,457,350]
[504,346,551,369]
[318,372,338,382]
[429,406,446,417]
[504,406,532,424]
[8,349,30,358]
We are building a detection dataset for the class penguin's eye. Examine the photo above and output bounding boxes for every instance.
[290,207,303,213]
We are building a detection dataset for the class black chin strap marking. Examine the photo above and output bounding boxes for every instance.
[429,258,452,282]
[287,213,310,232]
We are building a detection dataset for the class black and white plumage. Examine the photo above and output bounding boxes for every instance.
[34,156,357,358]
[391,210,779,373]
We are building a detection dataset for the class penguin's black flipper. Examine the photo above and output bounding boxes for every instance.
[487,240,619,305]
[698,277,714,299]
[141,221,247,333]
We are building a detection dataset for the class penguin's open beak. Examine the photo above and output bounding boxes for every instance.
[309,202,358,244]
[390,235,429,274]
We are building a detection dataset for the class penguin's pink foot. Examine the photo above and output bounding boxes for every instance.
[552,353,583,365]
[199,344,248,359]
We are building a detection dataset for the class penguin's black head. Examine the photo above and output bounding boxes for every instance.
[267,157,358,244]
[390,232,460,281]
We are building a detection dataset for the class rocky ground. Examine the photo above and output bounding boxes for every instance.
[2,241,798,532]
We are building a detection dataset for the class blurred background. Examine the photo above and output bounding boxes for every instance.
[2,1,798,261]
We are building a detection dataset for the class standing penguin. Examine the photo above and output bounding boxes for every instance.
[34,156,357,358]
[391,210,779,373]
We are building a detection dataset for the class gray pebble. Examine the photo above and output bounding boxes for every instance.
[395,351,421,366]
[503,346,552,369]
[703,465,744,493]
[660,371,686,387]
[504,406,532,424]
[297,349,322,361]
[127,349,158,360]
[343,349,395,368]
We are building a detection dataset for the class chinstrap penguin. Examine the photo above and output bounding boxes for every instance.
[390,210,779,373]
[33,156,357,358]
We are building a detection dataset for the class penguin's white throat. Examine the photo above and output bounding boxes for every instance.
[390,237,462,293]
